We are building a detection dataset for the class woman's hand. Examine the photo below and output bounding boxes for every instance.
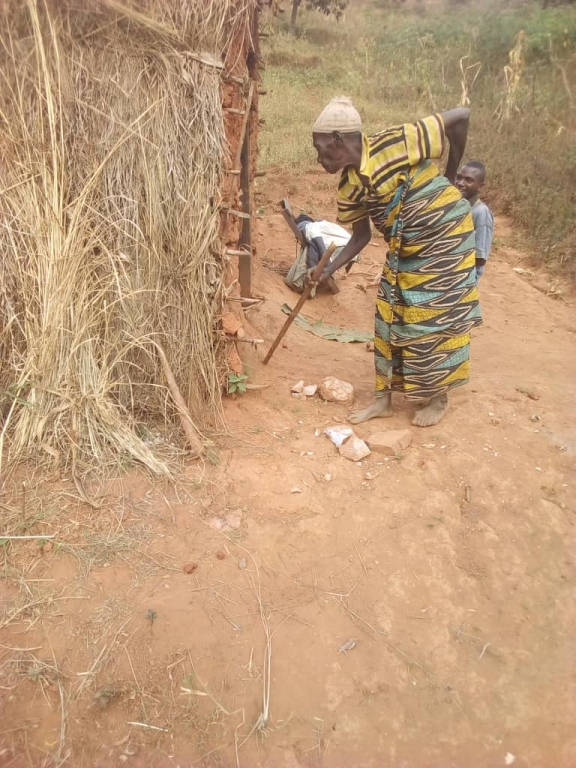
[305,267,332,287]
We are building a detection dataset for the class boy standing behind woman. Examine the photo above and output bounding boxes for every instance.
[456,161,494,278]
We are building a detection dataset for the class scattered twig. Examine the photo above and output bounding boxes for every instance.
[353,542,369,580]
[127,721,169,732]
[478,643,491,660]
[0,534,56,540]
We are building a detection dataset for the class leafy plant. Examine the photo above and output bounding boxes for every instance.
[227,372,249,395]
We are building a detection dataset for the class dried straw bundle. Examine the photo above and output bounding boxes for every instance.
[0,0,256,476]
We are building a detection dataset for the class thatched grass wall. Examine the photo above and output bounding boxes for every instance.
[0,0,260,477]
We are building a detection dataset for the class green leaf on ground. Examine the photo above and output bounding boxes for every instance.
[280,304,372,343]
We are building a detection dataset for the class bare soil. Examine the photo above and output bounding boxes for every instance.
[1,171,575,768]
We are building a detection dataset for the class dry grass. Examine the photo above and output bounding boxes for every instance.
[0,0,257,477]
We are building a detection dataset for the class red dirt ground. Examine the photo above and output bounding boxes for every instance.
[1,171,575,768]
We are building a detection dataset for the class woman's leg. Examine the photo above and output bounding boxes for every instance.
[349,290,398,424]
[403,333,471,426]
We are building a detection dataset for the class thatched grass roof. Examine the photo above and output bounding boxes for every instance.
[0,0,258,477]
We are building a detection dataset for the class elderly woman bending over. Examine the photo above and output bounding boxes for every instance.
[310,97,482,427]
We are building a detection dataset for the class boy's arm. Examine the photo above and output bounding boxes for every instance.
[474,207,494,268]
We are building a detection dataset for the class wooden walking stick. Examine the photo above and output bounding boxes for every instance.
[263,242,337,364]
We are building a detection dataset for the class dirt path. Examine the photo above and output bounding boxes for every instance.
[1,171,575,768]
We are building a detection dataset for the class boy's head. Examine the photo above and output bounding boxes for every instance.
[295,213,315,226]
[455,160,486,201]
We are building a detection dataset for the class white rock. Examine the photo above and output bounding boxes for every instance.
[324,425,354,447]
[318,376,355,404]
[291,380,304,393]
[339,436,370,462]
[504,754,515,766]
[225,510,242,529]
[303,384,318,397]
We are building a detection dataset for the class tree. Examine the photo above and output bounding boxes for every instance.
[291,0,349,29]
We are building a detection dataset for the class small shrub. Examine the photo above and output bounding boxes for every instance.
[227,373,249,395]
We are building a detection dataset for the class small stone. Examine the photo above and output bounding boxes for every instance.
[504,754,515,766]
[290,487,302,493]
[303,384,318,397]
[42,541,54,553]
[209,517,226,530]
[324,425,354,447]
[238,557,247,569]
[183,562,198,574]
[318,376,355,404]
[323,473,332,482]
[216,550,226,560]
[366,429,412,455]
[291,380,304,394]
[226,510,243,529]
[339,436,371,462]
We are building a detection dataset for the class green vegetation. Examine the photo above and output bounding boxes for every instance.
[227,372,249,394]
[290,0,349,27]
[260,0,576,270]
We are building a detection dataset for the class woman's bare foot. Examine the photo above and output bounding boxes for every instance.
[412,393,448,427]
[349,394,392,424]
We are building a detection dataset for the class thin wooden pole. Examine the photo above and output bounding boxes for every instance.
[239,120,253,297]
[234,80,255,171]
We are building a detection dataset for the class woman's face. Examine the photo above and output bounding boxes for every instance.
[312,132,346,174]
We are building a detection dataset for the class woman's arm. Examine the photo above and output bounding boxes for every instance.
[441,107,470,183]
[314,217,371,284]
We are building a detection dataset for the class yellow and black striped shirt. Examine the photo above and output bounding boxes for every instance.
[337,113,445,231]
